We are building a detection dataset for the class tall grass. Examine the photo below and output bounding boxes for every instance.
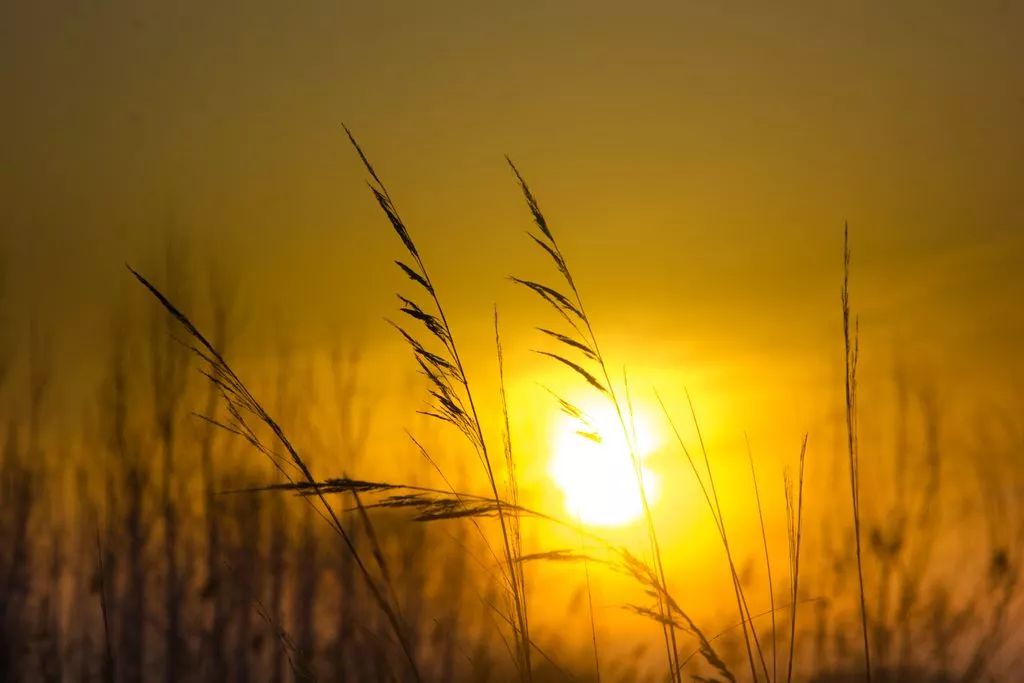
[1,147,1021,682]
[841,224,871,683]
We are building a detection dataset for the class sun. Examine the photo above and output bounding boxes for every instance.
[549,402,660,527]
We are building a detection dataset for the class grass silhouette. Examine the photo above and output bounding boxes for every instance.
[0,136,1020,682]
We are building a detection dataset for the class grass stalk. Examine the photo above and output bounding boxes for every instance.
[506,159,682,682]
[785,435,808,683]
[345,128,532,681]
[95,528,115,683]
[495,309,533,679]
[842,224,872,683]
[746,436,777,683]
[658,393,766,683]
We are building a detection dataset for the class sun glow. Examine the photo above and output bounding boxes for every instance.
[549,403,660,527]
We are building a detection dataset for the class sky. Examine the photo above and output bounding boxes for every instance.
[3,4,1024,650]
[2,0,1023,473]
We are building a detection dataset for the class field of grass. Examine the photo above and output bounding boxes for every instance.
[1,136,1020,682]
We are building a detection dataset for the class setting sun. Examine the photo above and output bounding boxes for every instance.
[549,403,660,527]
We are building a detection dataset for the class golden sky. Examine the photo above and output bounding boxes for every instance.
[3,4,1024,654]
[2,0,1022,450]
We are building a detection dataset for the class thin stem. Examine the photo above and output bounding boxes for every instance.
[785,436,808,683]
[688,395,771,683]
[842,224,872,683]
[555,225,682,683]
[346,130,532,680]
[747,436,777,683]
[658,392,763,683]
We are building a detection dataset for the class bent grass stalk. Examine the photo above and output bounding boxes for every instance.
[128,266,423,682]
[257,469,735,680]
